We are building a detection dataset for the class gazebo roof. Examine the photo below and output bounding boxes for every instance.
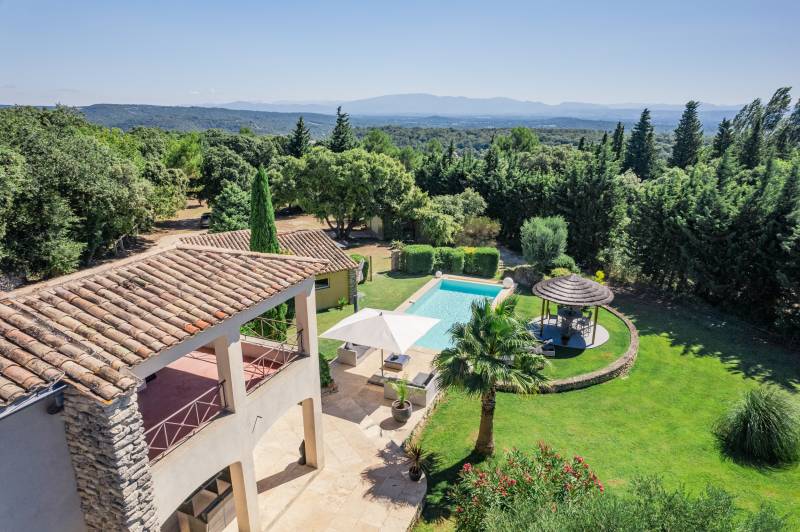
[532,274,614,306]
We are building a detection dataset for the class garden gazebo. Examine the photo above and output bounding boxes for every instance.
[532,274,614,347]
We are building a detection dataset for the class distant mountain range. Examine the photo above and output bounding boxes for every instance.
[18,93,743,135]
[216,93,741,118]
[212,93,742,130]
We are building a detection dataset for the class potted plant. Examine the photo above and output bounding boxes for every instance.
[390,378,412,423]
[405,442,436,482]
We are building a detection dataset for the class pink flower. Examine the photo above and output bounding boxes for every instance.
[462,463,473,473]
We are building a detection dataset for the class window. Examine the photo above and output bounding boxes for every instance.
[315,277,330,290]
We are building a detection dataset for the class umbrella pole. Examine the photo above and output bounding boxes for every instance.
[380,348,384,381]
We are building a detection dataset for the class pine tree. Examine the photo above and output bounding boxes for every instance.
[712,118,734,158]
[623,109,657,180]
[287,116,311,157]
[669,101,703,169]
[611,122,625,160]
[328,106,356,153]
[577,136,586,151]
[740,109,764,169]
[249,167,280,253]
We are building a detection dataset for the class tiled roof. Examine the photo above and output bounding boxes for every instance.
[180,229,358,274]
[0,245,326,407]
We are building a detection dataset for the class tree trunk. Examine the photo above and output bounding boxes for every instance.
[475,387,496,455]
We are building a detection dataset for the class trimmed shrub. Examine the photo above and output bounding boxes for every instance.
[350,253,369,283]
[462,246,500,277]
[403,244,435,274]
[714,385,800,466]
[434,247,465,274]
[551,253,579,273]
[548,267,573,278]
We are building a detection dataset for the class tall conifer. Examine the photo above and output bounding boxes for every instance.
[287,116,311,157]
[249,167,280,253]
[669,101,703,168]
[740,110,764,169]
[712,118,734,158]
[329,106,356,152]
[623,109,657,180]
[611,122,625,160]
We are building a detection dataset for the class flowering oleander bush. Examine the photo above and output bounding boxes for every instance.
[450,443,603,531]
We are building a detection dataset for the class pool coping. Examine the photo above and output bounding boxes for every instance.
[395,274,513,314]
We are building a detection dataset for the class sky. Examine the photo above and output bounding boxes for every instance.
[1,0,798,107]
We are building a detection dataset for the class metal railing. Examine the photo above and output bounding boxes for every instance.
[242,317,306,393]
[240,316,302,350]
[144,381,227,462]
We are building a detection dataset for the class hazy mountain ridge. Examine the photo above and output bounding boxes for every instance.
[74,100,736,135]
[213,93,741,125]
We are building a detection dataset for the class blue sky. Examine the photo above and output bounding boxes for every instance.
[1,0,798,106]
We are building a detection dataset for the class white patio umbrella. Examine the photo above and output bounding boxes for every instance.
[320,308,439,380]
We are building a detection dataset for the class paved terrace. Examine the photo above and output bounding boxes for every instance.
[254,346,437,531]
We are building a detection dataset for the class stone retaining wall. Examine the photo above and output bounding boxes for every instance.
[62,388,158,531]
[539,305,639,393]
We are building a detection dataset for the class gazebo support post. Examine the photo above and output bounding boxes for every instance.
[591,306,599,344]
[539,298,546,329]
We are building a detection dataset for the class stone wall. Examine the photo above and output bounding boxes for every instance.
[539,305,639,393]
[62,388,158,531]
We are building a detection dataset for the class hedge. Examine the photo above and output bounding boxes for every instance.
[350,253,369,283]
[434,247,465,274]
[462,246,500,277]
[403,244,435,274]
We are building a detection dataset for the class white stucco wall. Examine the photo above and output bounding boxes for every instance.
[0,397,86,532]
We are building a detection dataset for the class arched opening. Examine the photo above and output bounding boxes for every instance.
[159,466,237,532]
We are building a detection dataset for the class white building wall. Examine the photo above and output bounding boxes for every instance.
[0,397,86,532]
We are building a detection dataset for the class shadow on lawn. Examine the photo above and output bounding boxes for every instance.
[422,449,489,523]
[613,292,800,392]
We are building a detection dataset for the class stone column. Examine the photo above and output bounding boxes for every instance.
[62,388,158,531]
[295,285,325,469]
[229,457,261,532]
[213,331,247,412]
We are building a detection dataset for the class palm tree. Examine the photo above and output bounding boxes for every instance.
[433,296,547,455]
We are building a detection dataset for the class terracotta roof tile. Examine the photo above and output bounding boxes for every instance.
[180,229,358,274]
[0,245,326,407]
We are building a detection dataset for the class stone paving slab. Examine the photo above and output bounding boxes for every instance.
[253,347,434,531]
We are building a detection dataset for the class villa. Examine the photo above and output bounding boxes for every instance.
[0,243,327,531]
[180,229,359,311]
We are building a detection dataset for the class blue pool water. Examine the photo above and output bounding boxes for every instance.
[406,279,503,350]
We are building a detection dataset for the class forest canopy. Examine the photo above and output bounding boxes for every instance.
[1,87,799,341]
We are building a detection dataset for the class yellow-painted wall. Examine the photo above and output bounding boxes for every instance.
[314,269,351,310]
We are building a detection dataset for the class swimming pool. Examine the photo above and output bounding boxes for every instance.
[406,279,503,350]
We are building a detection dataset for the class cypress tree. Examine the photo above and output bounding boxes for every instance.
[740,109,764,169]
[328,106,356,153]
[712,118,734,158]
[669,101,703,169]
[287,116,311,157]
[249,167,280,253]
[611,122,625,160]
[577,136,587,151]
[623,109,657,180]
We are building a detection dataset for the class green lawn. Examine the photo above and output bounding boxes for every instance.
[515,292,631,379]
[417,292,800,530]
[317,271,432,361]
